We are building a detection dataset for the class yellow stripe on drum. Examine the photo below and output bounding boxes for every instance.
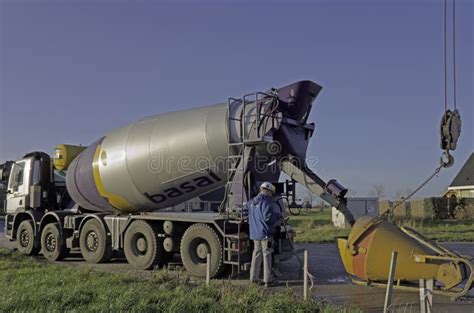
[92,144,134,212]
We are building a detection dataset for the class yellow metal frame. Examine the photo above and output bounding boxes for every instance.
[350,254,473,300]
[345,222,474,300]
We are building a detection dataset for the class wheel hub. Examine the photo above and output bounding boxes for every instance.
[136,237,147,253]
[45,233,57,252]
[86,231,99,252]
[19,230,30,247]
[196,243,209,259]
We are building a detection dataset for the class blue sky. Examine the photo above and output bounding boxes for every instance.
[0,0,472,198]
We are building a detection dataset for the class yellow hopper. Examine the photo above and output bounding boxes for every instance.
[337,216,474,299]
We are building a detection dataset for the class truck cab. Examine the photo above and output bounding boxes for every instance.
[4,152,61,214]
[7,155,39,213]
[2,151,71,257]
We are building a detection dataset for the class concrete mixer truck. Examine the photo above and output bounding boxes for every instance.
[2,80,473,299]
[1,80,355,277]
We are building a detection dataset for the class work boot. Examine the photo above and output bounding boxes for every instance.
[264,280,279,288]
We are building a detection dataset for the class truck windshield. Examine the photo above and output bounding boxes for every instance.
[8,162,26,193]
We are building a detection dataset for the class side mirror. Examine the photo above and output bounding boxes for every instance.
[6,190,12,194]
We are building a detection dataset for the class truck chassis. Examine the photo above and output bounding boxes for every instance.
[5,208,279,278]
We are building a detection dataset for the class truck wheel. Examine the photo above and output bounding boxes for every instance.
[41,223,69,261]
[180,223,224,278]
[124,220,168,270]
[79,219,112,263]
[16,220,39,255]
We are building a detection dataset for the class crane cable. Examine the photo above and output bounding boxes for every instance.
[445,0,457,112]
[382,0,462,217]
[440,0,461,168]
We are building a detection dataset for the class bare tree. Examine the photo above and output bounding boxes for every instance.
[370,183,385,198]
[394,187,413,199]
[348,189,357,198]
[394,188,404,199]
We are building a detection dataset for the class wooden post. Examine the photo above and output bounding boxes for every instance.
[383,251,398,313]
[303,250,308,301]
[206,253,211,286]
[419,278,433,313]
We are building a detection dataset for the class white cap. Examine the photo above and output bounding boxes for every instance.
[260,182,276,193]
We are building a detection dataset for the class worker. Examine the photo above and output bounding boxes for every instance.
[247,182,281,287]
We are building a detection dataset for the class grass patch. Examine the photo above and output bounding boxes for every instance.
[398,219,474,242]
[290,220,350,243]
[0,249,357,312]
[288,210,474,243]
[288,210,349,243]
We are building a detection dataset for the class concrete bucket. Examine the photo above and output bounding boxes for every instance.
[337,216,474,299]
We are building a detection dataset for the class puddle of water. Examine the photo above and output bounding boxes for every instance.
[327,276,350,283]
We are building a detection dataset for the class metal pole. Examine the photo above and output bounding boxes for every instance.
[419,278,433,313]
[383,251,398,313]
[427,278,433,312]
[206,253,211,286]
[303,250,308,301]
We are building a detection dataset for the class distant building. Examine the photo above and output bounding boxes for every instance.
[332,197,379,228]
[446,153,474,198]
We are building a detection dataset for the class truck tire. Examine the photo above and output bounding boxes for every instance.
[16,220,40,255]
[79,219,112,264]
[124,220,169,270]
[180,223,224,278]
[41,223,69,261]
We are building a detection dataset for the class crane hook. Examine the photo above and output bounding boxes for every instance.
[440,150,455,168]
[439,109,461,168]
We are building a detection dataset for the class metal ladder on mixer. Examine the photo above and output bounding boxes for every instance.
[222,92,278,275]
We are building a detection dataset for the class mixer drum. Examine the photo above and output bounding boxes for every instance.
[65,80,322,214]
[66,103,230,213]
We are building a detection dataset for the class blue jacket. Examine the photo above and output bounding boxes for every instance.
[246,193,281,240]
